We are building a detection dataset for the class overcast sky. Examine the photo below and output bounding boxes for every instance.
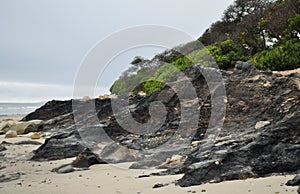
[0,0,234,102]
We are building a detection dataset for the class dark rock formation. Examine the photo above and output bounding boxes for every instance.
[176,112,300,187]
[22,100,73,121]
[286,175,300,186]
[31,131,86,161]
[23,63,300,186]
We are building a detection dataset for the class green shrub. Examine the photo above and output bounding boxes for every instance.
[143,80,164,94]
[142,63,183,94]
[187,47,217,67]
[209,39,249,69]
[188,39,248,69]
[252,38,300,70]
[170,57,193,71]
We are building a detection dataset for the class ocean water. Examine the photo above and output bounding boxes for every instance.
[0,102,45,115]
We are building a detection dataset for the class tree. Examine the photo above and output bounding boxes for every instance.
[223,0,270,23]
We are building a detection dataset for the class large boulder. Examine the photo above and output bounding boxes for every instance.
[1,120,44,135]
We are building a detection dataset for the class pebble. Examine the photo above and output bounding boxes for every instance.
[152,183,164,188]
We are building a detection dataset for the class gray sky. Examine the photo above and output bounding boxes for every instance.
[0,0,234,102]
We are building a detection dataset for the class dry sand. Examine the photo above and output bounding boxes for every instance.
[0,135,298,194]
[0,114,24,122]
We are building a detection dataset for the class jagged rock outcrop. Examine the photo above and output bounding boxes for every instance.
[22,100,73,121]
[23,63,300,186]
[31,131,86,161]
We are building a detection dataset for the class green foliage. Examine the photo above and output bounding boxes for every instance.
[252,38,300,70]
[192,39,248,69]
[187,47,216,67]
[109,80,126,94]
[170,57,193,71]
[142,63,182,94]
[143,80,164,94]
[110,60,188,95]
[285,14,300,40]
[110,0,300,95]
[109,67,154,95]
[252,13,300,71]
[200,0,300,55]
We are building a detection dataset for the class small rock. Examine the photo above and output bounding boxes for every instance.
[234,61,257,73]
[52,164,74,174]
[0,145,6,152]
[5,130,18,138]
[31,132,41,139]
[152,183,164,188]
[255,121,271,129]
[138,175,150,178]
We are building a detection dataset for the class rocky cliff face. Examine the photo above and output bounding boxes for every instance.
[22,63,300,187]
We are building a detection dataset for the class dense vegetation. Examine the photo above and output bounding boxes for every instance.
[201,0,300,70]
[110,0,300,95]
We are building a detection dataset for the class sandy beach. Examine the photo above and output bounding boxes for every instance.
[0,133,298,194]
[0,114,25,123]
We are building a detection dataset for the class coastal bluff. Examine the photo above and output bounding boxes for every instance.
[13,63,300,188]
